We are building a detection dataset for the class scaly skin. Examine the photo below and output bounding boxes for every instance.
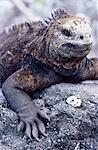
[0,9,98,141]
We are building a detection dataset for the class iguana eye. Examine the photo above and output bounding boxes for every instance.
[61,29,72,37]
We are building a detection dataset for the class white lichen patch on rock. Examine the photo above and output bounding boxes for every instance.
[66,95,82,107]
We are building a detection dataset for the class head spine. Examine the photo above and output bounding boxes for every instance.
[44,8,70,25]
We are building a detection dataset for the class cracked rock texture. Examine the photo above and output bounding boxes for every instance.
[0,83,98,150]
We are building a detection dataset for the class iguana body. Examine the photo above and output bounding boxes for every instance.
[0,9,98,141]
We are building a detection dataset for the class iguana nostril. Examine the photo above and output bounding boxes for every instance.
[80,35,84,40]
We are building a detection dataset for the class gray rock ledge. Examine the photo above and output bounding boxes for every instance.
[0,83,98,150]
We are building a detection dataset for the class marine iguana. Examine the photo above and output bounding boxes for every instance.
[0,9,98,141]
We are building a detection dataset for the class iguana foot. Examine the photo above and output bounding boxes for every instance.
[17,104,50,141]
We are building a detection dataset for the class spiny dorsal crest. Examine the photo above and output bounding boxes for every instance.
[1,22,32,36]
[44,8,70,25]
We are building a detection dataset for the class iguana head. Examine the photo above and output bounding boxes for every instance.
[45,9,93,61]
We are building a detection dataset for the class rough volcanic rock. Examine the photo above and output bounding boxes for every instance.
[0,83,98,150]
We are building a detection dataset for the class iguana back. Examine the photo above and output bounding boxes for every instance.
[0,21,45,86]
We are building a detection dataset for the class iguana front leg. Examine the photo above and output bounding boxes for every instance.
[76,58,98,81]
[2,68,53,141]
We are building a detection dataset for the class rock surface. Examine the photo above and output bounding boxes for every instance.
[0,83,98,150]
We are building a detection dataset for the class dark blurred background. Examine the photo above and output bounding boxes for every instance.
[0,0,97,57]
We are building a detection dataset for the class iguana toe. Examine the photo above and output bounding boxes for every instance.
[35,118,47,137]
[25,122,32,140]
[32,122,40,141]
[37,107,50,122]
[17,121,25,132]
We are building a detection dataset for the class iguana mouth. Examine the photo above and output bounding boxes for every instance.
[62,43,92,50]
[59,43,92,59]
